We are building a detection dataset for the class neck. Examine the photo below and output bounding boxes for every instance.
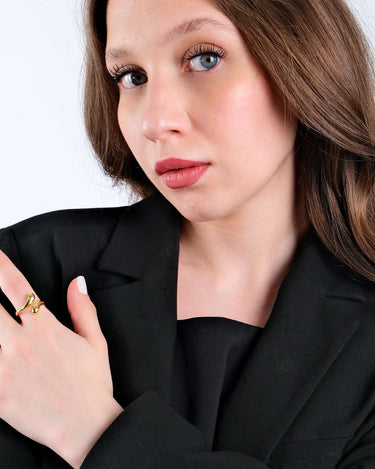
[179,187,307,291]
[177,190,307,326]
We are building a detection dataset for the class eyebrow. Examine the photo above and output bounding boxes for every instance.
[105,16,233,61]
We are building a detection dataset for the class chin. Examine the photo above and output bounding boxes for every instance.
[174,200,231,223]
[158,185,235,223]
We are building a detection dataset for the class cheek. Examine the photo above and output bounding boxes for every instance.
[117,104,141,155]
[201,82,262,147]
[202,82,250,130]
[208,78,295,150]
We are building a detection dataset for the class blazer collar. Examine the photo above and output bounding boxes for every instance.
[93,194,181,404]
[97,192,181,279]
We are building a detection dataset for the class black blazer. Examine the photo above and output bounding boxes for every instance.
[1,193,375,468]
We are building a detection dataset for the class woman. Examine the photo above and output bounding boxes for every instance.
[0,0,374,467]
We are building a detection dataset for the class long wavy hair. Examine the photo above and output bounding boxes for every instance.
[83,0,375,281]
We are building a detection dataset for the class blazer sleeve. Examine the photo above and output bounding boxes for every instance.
[82,391,269,468]
[80,392,375,468]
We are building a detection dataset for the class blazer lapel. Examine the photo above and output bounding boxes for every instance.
[215,235,364,462]
[90,194,182,405]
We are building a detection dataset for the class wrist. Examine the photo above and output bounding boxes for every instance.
[52,397,124,468]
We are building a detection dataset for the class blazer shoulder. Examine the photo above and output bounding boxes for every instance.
[0,193,167,245]
[0,194,168,272]
[0,206,129,253]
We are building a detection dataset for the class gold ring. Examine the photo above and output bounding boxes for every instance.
[31,301,45,314]
[15,293,44,317]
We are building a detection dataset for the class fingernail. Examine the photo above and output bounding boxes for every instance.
[77,276,88,295]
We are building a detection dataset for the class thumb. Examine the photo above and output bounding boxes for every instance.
[67,276,104,347]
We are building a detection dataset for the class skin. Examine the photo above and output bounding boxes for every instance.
[0,0,305,466]
[106,0,304,325]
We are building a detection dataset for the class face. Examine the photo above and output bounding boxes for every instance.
[106,0,297,223]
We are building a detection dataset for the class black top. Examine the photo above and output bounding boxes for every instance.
[172,317,262,450]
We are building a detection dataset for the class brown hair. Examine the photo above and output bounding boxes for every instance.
[83,0,375,281]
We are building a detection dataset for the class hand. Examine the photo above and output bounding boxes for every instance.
[0,250,123,468]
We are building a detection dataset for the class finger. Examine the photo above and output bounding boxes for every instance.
[0,250,46,323]
[0,303,20,343]
[67,277,105,349]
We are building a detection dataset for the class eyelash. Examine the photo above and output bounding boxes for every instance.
[109,64,139,85]
[183,43,227,66]
[108,43,227,85]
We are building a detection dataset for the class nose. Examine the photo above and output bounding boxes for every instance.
[141,79,191,142]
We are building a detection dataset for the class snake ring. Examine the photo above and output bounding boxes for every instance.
[15,293,45,317]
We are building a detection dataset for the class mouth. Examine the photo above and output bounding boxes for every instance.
[155,158,210,189]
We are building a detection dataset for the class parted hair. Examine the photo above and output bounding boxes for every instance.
[83,0,375,281]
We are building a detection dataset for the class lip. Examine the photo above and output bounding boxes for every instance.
[155,158,208,175]
[155,158,210,189]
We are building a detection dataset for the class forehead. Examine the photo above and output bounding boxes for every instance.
[106,0,234,52]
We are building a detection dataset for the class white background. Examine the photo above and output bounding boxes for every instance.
[1,0,375,227]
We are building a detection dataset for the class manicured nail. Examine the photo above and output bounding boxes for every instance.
[77,276,88,295]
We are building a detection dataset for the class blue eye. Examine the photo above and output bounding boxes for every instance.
[185,44,227,72]
[189,53,220,71]
[120,70,148,89]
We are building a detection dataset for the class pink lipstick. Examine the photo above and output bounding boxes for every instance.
[155,158,210,189]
